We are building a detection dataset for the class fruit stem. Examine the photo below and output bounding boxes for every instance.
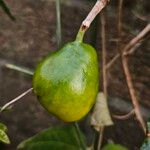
[76,0,108,43]
[74,122,87,150]
[75,26,86,42]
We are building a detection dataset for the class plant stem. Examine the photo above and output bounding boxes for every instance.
[121,55,146,133]
[0,0,16,21]
[97,11,107,150]
[106,24,150,69]
[56,0,62,48]
[97,126,104,150]
[76,27,86,42]
[74,122,86,150]
[0,88,33,112]
[113,109,135,120]
[101,12,107,97]
[116,0,123,52]
[5,63,33,75]
[82,0,108,30]
[114,0,146,133]
[77,0,108,39]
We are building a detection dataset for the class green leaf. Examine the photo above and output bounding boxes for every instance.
[0,122,10,144]
[0,123,7,132]
[140,138,150,150]
[90,92,113,131]
[102,143,128,150]
[140,120,150,150]
[17,125,86,150]
[0,0,15,21]
[141,138,150,150]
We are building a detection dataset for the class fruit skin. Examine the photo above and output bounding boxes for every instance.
[33,41,99,122]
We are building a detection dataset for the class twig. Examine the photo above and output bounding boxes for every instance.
[106,54,120,70]
[111,0,126,121]
[74,122,86,150]
[121,55,146,133]
[56,0,62,48]
[0,88,33,112]
[125,42,141,55]
[97,11,107,150]
[123,24,150,55]
[116,0,123,52]
[106,24,150,69]
[82,0,107,29]
[109,96,150,120]
[116,2,147,133]
[76,0,108,42]
[0,59,33,76]
[97,126,104,150]
[101,13,107,97]
[78,0,108,34]
[132,11,147,22]
[4,63,33,75]
[113,0,123,76]
[113,109,135,120]
[0,0,16,21]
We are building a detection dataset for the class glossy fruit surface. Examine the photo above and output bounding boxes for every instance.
[33,41,99,122]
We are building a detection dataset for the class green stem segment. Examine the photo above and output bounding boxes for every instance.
[75,26,87,43]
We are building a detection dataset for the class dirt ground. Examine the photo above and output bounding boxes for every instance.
[0,0,149,149]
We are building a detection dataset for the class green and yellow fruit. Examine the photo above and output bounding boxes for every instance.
[33,31,99,122]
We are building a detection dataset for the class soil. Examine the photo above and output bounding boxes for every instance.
[0,0,149,149]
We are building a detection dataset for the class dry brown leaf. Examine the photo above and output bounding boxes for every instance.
[90,92,113,131]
